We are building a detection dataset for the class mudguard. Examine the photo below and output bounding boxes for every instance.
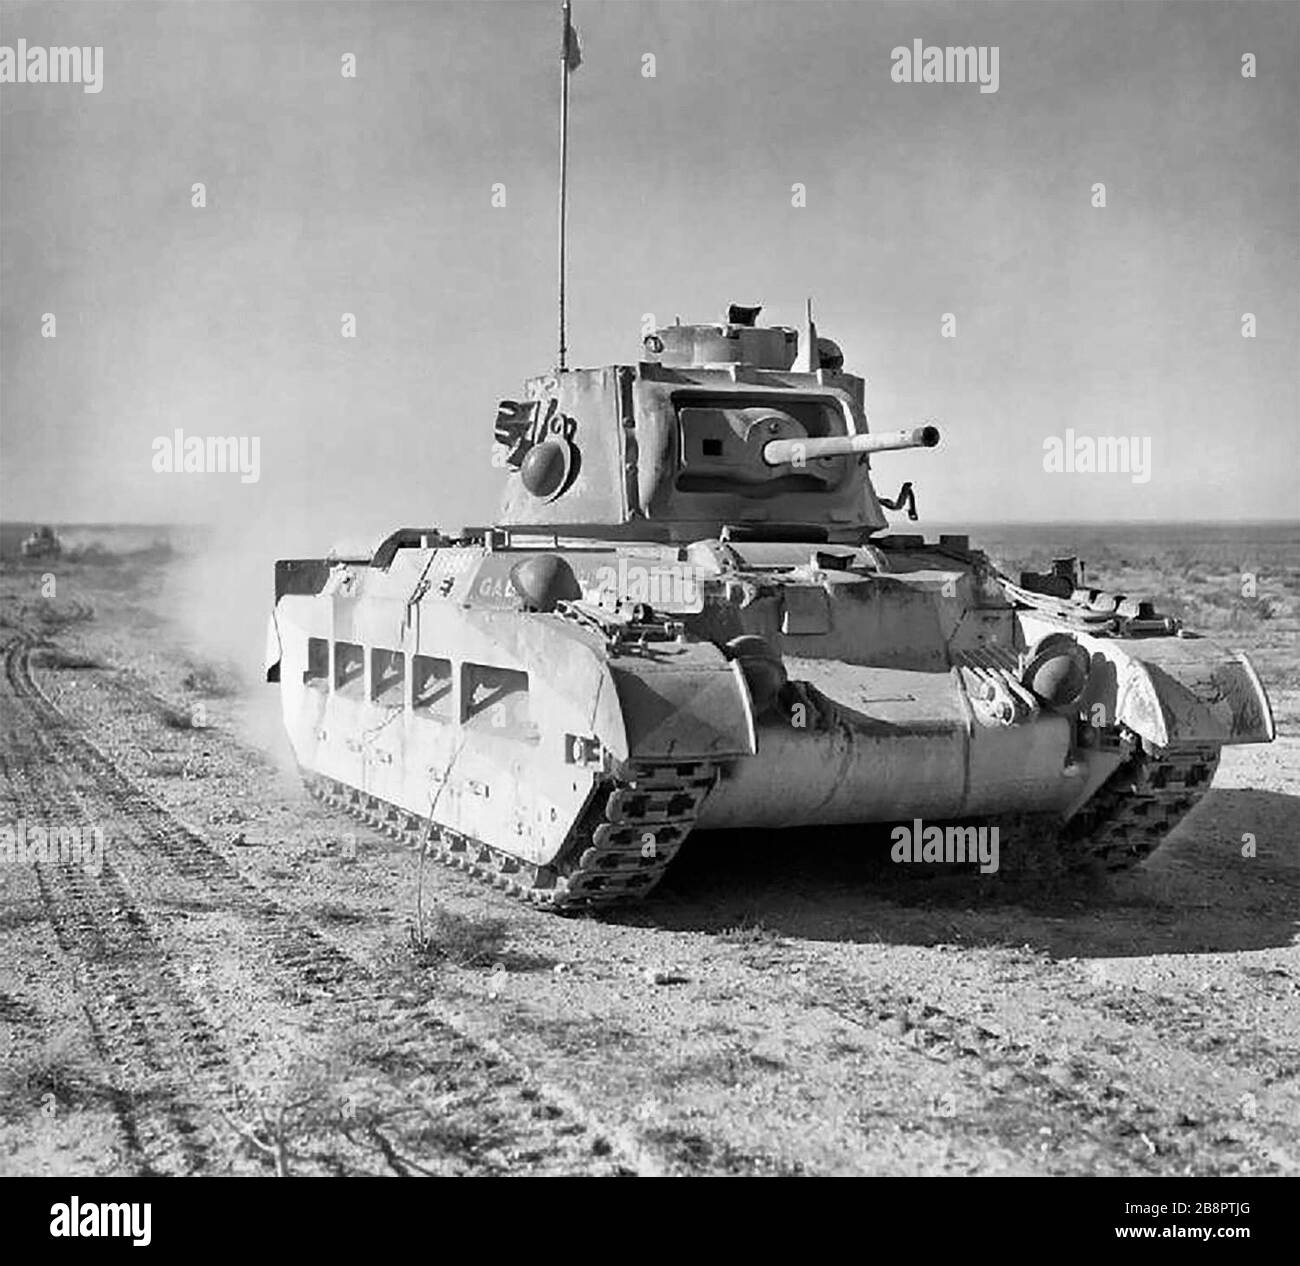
[608,656,757,762]
[1071,632,1274,749]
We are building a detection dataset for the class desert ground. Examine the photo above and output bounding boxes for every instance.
[1,523,1296,1176]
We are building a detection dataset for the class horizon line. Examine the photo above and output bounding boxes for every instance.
[3,517,1298,530]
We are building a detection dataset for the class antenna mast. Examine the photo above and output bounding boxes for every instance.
[557,1,579,371]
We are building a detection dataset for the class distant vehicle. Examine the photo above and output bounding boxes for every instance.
[20,526,62,560]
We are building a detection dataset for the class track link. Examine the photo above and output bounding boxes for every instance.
[1061,742,1222,870]
[306,760,718,911]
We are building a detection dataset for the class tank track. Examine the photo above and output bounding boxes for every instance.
[1058,741,1222,870]
[304,760,718,911]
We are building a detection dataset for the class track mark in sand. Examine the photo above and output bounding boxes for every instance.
[811,975,1271,1175]
[7,636,657,1174]
[4,659,243,1174]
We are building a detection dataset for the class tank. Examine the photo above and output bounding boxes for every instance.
[265,304,1275,909]
[21,526,62,559]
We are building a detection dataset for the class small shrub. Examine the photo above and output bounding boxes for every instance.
[27,597,95,630]
[408,907,507,968]
[182,663,238,697]
[0,1038,91,1120]
[717,916,781,946]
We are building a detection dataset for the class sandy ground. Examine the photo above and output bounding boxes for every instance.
[1,550,1296,1176]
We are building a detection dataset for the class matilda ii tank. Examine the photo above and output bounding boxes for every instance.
[265,305,1275,909]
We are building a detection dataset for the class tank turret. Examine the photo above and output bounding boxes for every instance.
[491,304,937,545]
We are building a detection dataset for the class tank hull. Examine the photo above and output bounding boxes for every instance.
[268,532,1273,906]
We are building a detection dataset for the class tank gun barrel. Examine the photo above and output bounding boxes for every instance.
[762,424,940,467]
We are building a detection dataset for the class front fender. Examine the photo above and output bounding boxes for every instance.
[607,654,758,762]
[1069,631,1274,749]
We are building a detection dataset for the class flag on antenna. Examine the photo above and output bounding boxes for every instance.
[564,7,582,71]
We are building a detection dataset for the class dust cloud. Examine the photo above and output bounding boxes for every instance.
[149,523,322,777]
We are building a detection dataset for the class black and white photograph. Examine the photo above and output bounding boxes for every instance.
[0,0,1296,1224]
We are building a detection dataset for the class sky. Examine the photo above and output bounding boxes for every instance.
[1,0,1297,555]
